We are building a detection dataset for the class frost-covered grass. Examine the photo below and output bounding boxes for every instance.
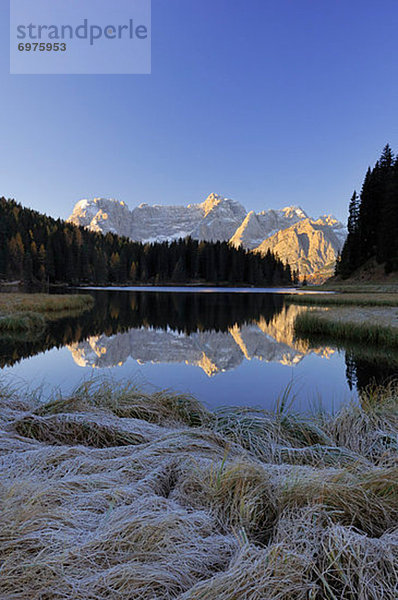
[0,378,397,599]
[0,293,94,331]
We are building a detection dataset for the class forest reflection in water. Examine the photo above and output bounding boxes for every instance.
[0,290,397,394]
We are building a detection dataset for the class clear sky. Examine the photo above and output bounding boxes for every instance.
[1,0,397,223]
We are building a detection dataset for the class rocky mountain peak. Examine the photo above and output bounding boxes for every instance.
[68,194,346,282]
[281,206,308,219]
[196,193,246,220]
[316,214,342,227]
[199,193,225,215]
[69,197,133,237]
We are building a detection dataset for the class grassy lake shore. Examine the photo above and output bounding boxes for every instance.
[0,378,397,599]
[0,293,94,332]
[287,292,398,307]
[294,307,398,348]
[288,292,398,348]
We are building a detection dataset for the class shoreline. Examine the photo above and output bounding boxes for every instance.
[75,284,301,293]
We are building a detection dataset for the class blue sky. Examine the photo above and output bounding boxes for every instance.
[1,0,397,223]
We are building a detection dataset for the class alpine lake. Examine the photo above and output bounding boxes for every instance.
[1,287,397,412]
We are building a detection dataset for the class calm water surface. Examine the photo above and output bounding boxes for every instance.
[1,288,396,412]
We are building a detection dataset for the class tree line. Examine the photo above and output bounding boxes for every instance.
[0,197,294,286]
[336,144,398,278]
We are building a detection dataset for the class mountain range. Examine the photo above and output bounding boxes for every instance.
[68,193,346,281]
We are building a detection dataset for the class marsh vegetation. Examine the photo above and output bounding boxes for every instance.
[294,310,398,348]
[287,292,398,307]
[0,293,94,332]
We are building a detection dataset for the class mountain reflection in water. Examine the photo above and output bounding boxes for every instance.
[68,304,333,376]
[0,290,397,395]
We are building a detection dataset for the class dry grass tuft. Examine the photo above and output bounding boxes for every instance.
[282,466,398,537]
[328,382,398,463]
[36,378,212,428]
[0,378,397,599]
[175,459,278,544]
[14,412,148,447]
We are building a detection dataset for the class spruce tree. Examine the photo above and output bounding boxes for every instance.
[338,144,398,278]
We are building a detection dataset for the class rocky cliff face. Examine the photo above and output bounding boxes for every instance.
[229,206,309,250]
[68,194,346,280]
[69,193,247,244]
[68,198,133,238]
[254,216,346,282]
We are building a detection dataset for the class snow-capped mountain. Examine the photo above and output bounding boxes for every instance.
[69,193,247,243]
[69,198,133,239]
[68,193,346,280]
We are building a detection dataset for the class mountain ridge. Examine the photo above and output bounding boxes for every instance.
[68,194,346,280]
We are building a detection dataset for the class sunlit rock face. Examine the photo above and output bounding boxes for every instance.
[190,194,248,242]
[68,198,133,239]
[229,206,309,250]
[67,305,334,376]
[68,194,346,281]
[254,217,346,281]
